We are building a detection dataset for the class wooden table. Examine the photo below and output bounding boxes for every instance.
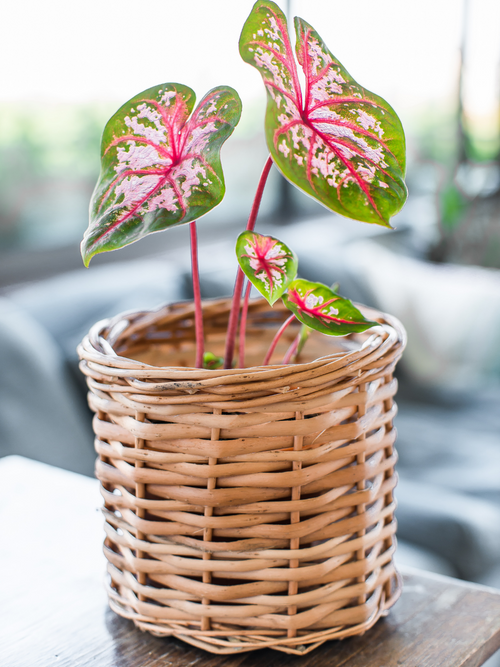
[2,455,500,667]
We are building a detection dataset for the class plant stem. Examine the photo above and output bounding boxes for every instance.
[224,155,274,369]
[246,155,274,234]
[294,324,311,362]
[238,280,252,368]
[263,314,296,366]
[282,333,300,364]
[190,221,204,368]
[282,324,310,364]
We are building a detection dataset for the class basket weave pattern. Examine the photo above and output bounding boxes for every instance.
[78,297,406,655]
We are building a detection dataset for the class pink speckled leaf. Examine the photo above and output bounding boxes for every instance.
[283,279,377,336]
[81,84,241,266]
[240,1,407,227]
[236,231,298,305]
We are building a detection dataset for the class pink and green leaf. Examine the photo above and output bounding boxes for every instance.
[236,231,298,305]
[81,84,241,266]
[239,1,407,227]
[282,279,377,336]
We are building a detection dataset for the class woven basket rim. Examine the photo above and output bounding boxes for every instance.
[78,297,406,383]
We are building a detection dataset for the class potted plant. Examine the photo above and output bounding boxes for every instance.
[78,0,407,655]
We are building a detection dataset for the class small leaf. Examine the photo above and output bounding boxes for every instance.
[236,231,298,305]
[203,351,224,369]
[282,279,377,336]
[81,84,242,266]
[240,1,407,227]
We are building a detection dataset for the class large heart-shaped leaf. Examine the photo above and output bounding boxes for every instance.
[236,231,298,305]
[240,1,407,227]
[282,279,377,335]
[81,84,241,266]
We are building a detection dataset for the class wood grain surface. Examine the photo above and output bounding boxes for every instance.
[2,455,500,667]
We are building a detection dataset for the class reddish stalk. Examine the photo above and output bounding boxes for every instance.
[190,221,204,368]
[224,155,274,369]
[282,333,300,364]
[263,314,296,366]
[238,281,252,368]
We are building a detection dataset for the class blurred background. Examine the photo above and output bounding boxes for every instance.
[1,0,500,640]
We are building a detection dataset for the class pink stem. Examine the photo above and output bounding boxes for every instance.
[224,266,245,370]
[246,155,274,234]
[223,155,274,369]
[282,332,300,364]
[238,280,252,368]
[190,221,204,368]
[263,314,296,366]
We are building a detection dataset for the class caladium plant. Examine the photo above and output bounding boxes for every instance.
[81,83,241,369]
[81,0,408,369]
[226,0,407,365]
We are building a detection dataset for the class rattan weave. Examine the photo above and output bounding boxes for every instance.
[78,297,406,655]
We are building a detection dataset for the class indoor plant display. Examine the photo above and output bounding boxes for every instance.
[78,0,407,655]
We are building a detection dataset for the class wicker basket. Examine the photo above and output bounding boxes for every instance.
[78,296,406,656]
